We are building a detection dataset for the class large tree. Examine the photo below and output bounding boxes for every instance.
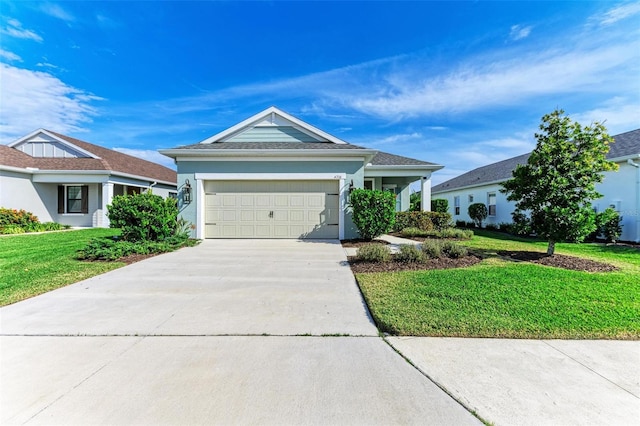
[501,110,617,255]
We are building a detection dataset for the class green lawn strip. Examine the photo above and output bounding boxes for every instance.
[357,259,639,340]
[0,229,124,306]
[367,230,639,339]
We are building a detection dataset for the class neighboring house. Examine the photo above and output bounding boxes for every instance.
[432,129,640,242]
[160,106,442,239]
[0,129,177,228]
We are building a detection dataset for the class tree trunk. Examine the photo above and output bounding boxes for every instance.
[547,240,556,256]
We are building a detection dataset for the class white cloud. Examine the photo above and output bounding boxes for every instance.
[113,148,176,169]
[0,49,22,62]
[344,40,637,119]
[1,19,43,42]
[0,63,103,142]
[596,2,640,26]
[39,3,75,22]
[572,97,640,134]
[509,25,532,41]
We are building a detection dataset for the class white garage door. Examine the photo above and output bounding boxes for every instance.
[204,180,339,239]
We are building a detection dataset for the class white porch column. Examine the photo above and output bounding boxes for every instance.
[421,173,432,212]
[101,182,114,228]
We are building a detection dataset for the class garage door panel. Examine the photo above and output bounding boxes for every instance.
[205,180,339,239]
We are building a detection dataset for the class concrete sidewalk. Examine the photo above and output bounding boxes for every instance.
[388,337,640,426]
[1,239,479,425]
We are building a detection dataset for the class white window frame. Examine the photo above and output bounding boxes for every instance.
[454,196,460,215]
[488,192,497,216]
[63,184,87,215]
[364,178,375,190]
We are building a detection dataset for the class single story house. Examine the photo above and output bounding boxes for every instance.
[160,106,443,239]
[432,128,640,242]
[1,129,177,228]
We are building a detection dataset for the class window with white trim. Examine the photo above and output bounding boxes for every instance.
[488,192,497,216]
[468,194,474,203]
[454,196,460,215]
[58,185,88,214]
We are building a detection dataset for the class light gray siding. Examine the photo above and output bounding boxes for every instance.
[225,126,322,143]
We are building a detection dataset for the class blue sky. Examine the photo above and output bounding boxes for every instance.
[1,1,639,185]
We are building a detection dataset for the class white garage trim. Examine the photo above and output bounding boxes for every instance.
[194,173,346,240]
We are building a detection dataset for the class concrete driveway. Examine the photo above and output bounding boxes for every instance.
[1,240,479,425]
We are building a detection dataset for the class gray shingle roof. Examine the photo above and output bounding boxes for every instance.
[369,151,439,166]
[432,128,640,193]
[173,141,437,167]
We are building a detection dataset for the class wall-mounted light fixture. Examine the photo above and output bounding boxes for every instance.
[348,179,354,193]
[183,179,192,204]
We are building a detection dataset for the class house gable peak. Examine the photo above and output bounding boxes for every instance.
[199,106,348,145]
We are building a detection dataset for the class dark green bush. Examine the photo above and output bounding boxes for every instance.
[594,208,623,243]
[410,192,421,211]
[356,243,392,262]
[77,234,198,261]
[431,199,449,213]
[485,223,498,231]
[394,211,452,232]
[349,189,396,241]
[108,192,178,242]
[455,220,467,228]
[468,203,488,228]
[395,244,424,263]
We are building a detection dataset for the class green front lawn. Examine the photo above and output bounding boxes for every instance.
[0,229,124,306]
[357,231,640,339]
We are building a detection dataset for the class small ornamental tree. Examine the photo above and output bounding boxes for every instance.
[431,199,449,213]
[501,110,617,255]
[349,189,396,241]
[468,203,488,228]
[108,192,178,242]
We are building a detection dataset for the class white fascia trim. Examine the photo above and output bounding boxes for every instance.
[195,173,347,181]
[25,169,176,187]
[0,165,33,174]
[609,153,640,163]
[365,169,438,178]
[197,106,349,145]
[9,129,100,159]
[160,148,376,158]
[175,156,368,163]
[432,178,509,195]
[366,164,443,171]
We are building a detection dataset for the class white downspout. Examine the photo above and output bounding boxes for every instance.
[627,158,640,243]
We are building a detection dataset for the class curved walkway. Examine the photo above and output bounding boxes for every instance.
[1,240,479,425]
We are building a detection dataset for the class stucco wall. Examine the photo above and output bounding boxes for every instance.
[176,160,364,239]
[0,170,53,222]
[433,183,512,225]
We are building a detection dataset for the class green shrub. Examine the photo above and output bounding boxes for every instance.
[468,203,488,228]
[436,228,474,239]
[395,244,424,263]
[394,211,452,232]
[400,227,427,238]
[455,220,467,228]
[0,224,26,234]
[356,243,392,262]
[349,189,396,241]
[595,208,623,243]
[108,192,178,242]
[442,241,468,258]
[77,233,196,261]
[401,227,473,240]
[421,240,443,259]
[410,192,421,211]
[431,199,449,213]
[485,223,498,231]
[0,208,39,227]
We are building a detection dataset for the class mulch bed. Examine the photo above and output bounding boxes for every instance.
[348,255,482,273]
[498,251,619,273]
